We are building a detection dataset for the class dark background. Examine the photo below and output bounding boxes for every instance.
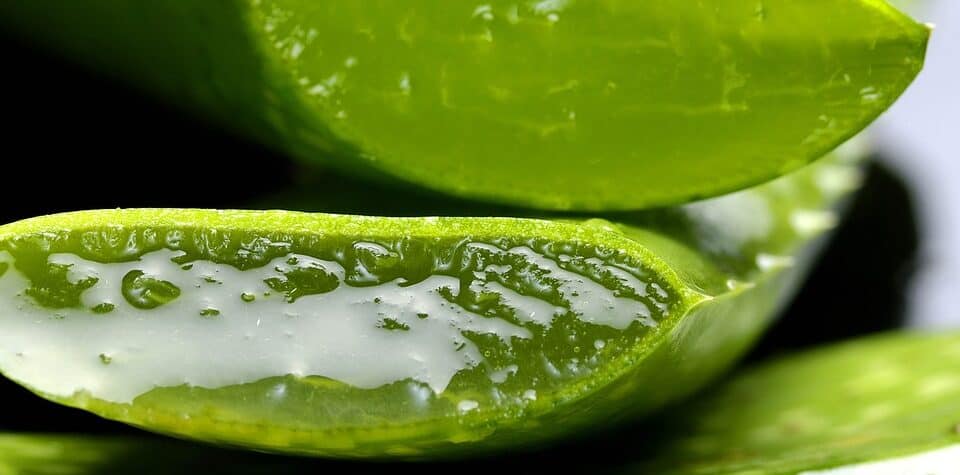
[0,25,922,466]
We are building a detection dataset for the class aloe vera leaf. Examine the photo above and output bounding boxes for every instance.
[626,331,960,475]
[0,1,927,210]
[0,147,862,458]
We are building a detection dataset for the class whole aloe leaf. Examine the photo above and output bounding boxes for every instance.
[627,331,960,474]
[0,145,862,458]
[0,1,927,210]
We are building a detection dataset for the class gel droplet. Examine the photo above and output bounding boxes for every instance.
[199,308,221,318]
[121,270,181,310]
[91,303,115,314]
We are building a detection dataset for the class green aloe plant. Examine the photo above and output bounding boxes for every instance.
[0,0,932,468]
[0,146,862,457]
[0,0,927,210]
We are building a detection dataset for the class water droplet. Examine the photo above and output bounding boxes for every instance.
[458,399,479,413]
[99,353,113,365]
[200,308,220,318]
[240,292,256,303]
[92,303,115,314]
[379,318,410,331]
[472,4,494,21]
[399,72,412,95]
[121,270,181,310]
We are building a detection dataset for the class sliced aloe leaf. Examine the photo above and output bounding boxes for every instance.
[0,146,862,458]
[0,1,927,210]
[627,331,960,474]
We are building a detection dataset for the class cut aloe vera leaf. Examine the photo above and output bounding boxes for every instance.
[627,331,960,475]
[0,148,862,458]
[0,1,927,210]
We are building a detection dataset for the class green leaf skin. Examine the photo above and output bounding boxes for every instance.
[627,332,960,475]
[0,1,927,210]
[0,434,318,475]
[0,148,860,458]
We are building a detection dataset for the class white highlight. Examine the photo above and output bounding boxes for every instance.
[800,444,960,475]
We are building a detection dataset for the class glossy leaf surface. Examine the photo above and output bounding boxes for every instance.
[0,1,927,210]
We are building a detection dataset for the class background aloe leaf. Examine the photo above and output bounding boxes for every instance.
[0,143,863,458]
[625,331,960,475]
[0,1,927,210]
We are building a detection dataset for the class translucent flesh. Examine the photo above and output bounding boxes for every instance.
[0,147,861,457]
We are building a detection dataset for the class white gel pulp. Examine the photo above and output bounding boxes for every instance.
[0,245,651,403]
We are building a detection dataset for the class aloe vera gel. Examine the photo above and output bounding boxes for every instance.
[0,146,861,457]
[0,233,669,406]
